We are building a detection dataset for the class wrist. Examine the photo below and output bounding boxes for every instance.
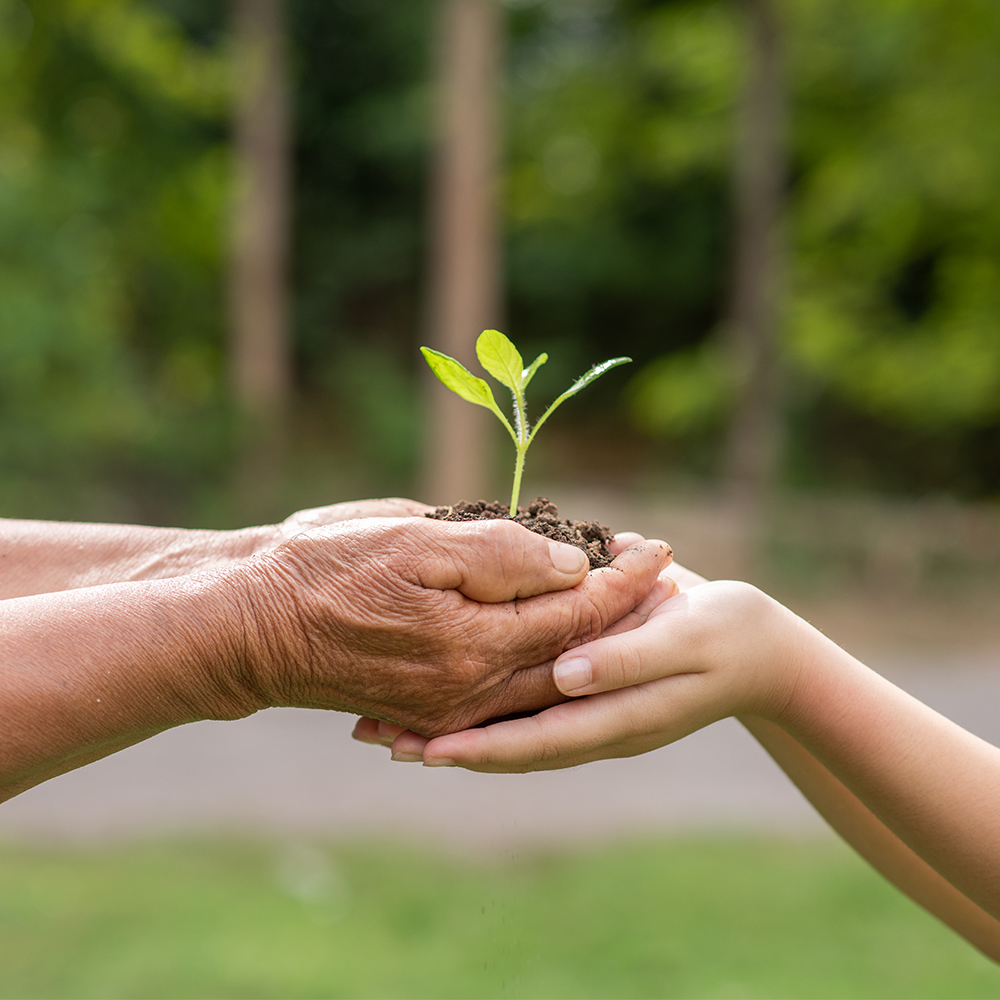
[721,586,815,726]
[147,572,271,723]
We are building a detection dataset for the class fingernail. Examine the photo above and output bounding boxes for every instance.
[391,752,423,763]
[423,757,456,767]
[554,656,592,694]
[549,541,587,574]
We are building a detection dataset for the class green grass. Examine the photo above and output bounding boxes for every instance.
[0,835,997,999]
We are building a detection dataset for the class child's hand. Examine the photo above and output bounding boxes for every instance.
[392,578,808,772]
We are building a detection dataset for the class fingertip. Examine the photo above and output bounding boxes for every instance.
[609,531,645,555]
[390,729,429,761]
[548,540,589,576]
[352,717,382,744]
[421,728,480,766]
[607,537,672,574]
[553,655,593,696]
[378,721,406,746]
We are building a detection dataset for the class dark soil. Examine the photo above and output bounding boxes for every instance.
[425,497,616,569]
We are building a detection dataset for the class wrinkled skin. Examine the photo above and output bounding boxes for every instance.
[224,517,672,737]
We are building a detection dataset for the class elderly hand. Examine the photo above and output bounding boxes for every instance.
[218,517,672,737]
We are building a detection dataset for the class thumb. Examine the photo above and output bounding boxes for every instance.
[412,517,594,601]
[552,594,696,696]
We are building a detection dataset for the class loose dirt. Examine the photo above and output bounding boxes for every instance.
[425,496,616,568]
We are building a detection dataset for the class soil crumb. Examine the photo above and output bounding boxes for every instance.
[425,497,616,569]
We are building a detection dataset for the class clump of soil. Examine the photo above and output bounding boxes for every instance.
[425,496,616,569]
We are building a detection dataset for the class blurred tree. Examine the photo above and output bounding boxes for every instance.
[722,0,786,511]
[783,0,1000,494]
[422,0,503,504]
[229,0,291,429]
[620,0,1000,497]
[3,0,999,525]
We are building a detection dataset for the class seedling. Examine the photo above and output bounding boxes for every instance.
[421,330,631,515]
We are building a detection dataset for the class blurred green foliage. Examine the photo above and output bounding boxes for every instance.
[1,835,998,998]
[0,0,232,521]
[0,0,998,523]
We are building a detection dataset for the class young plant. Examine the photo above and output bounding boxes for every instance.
[421,330,631,515]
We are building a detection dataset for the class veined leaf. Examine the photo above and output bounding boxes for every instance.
[421,346,518,444]
[476,329,524,392]
[421,347,498,410]
[522,352,548,390]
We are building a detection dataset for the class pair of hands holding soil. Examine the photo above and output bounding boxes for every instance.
[257,497,676,739]
[293,497,681,765]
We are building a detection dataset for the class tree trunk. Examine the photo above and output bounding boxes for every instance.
[422,0,503,504]
[229,0,292,427]
[722,0,787,573]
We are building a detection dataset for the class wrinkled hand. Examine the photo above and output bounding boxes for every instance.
[218,517,671,737]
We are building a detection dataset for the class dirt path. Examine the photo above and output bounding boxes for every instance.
[1,653,996,848]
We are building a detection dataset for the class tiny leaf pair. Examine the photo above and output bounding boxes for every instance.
[422,330,631,515]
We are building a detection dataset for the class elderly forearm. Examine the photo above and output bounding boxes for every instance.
[0,576,259,801]
[741,715,1000,962]
[0,519,277,600]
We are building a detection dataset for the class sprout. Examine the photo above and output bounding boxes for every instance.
[422,330,631,515]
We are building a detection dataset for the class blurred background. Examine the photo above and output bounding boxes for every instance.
[1,0,1000,996]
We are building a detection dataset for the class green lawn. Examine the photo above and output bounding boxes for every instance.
[0,835,996,999]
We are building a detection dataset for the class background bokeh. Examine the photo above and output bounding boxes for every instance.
[2,0,1000,996]
[3,0,999,522]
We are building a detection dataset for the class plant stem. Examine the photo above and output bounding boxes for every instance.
[510,444,526,516]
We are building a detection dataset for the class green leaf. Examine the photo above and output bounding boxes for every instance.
[522,352,548,389]
[476,330,524,392]
[528,356,632,443]
[420,347,498,410]
[561,356,633,400]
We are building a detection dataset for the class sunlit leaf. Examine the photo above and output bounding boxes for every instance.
[420,347,498,410]
[476,329,524,392]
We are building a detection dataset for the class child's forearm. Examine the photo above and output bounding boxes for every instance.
[741,715,1000,962]
[772,620,1000,923]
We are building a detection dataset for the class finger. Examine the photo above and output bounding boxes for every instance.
[352,717,383,744]
[377,721,406,745]
[484,538,673,676]
[552,597,695,697]
[411,517,591,602]
[597,577,679,638]
[390,729,429,762]
[608,531,644,556]
[352,717,403,747]
[421,680,696,773]
[561,538,673,642]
